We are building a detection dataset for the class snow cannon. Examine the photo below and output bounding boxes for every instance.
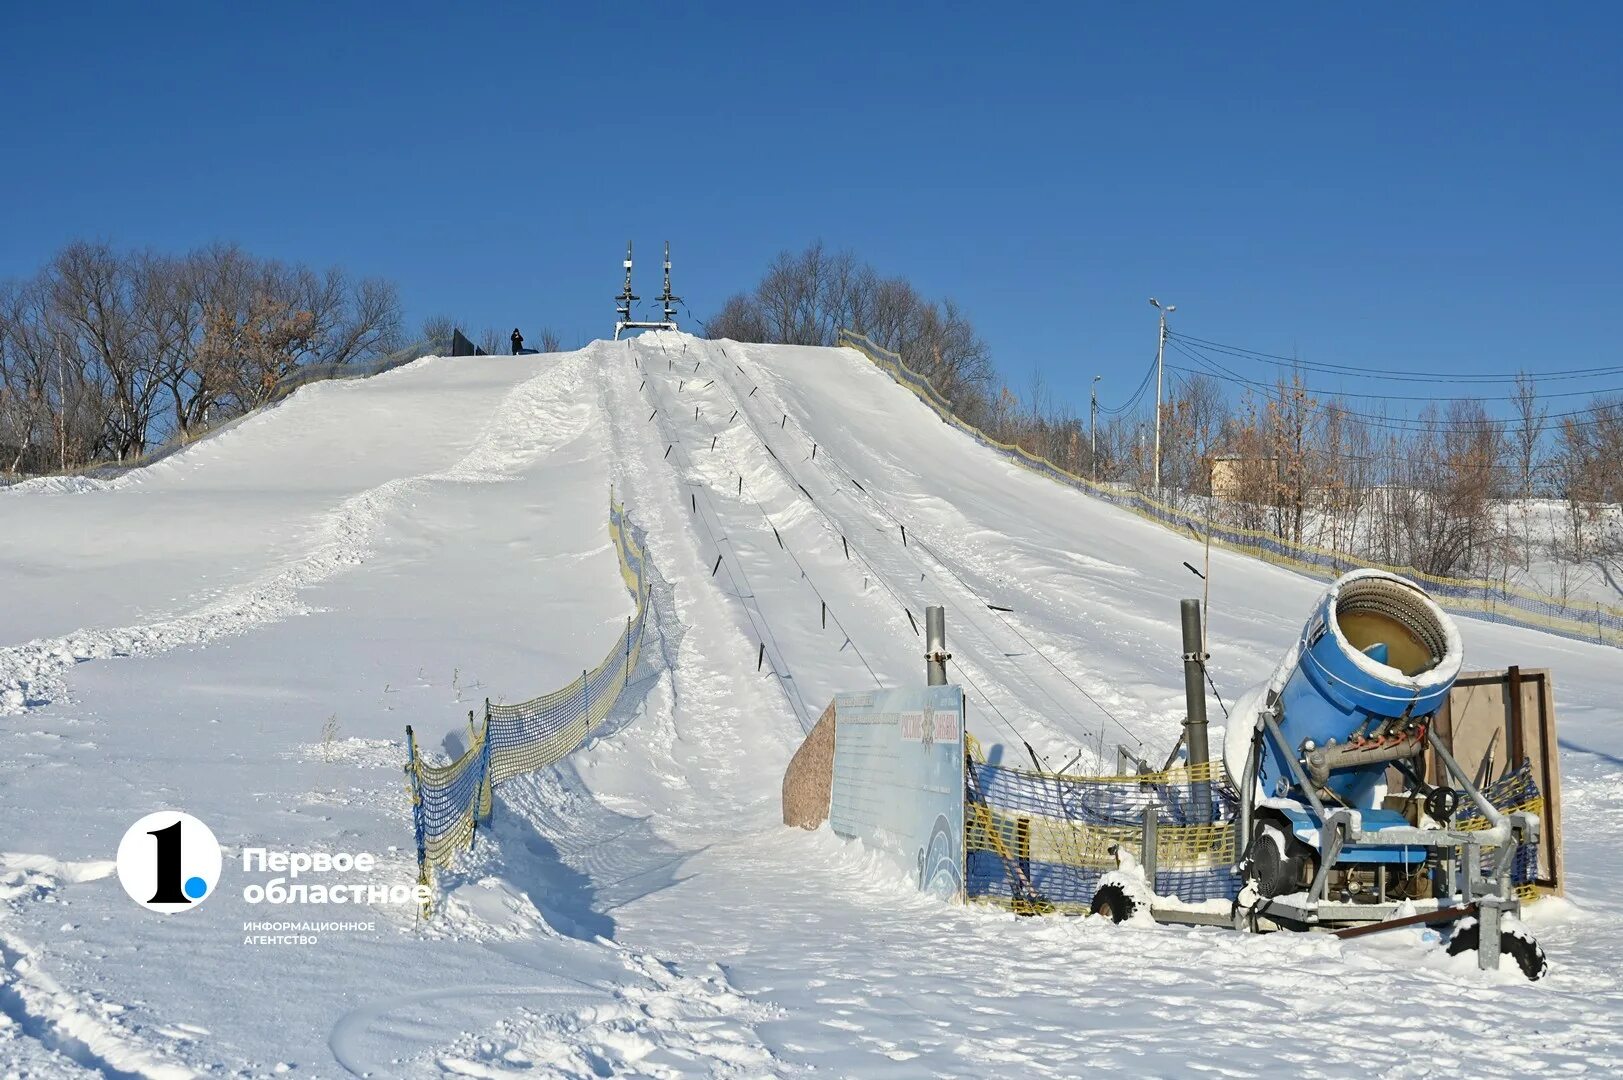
[1090,571,1548,978]
[1256,569,1462,813]
[1215,569,1548,977]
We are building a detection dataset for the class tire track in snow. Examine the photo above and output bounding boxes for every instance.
[0,351,596,716]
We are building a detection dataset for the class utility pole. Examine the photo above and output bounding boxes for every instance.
[1090,374,1101,483]
[1150,297,1175,494]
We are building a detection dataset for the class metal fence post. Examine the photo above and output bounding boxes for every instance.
[479,726,493,830]
[404,725,431,919]
[1142,802,1160,889]
[926,606,949,686]
[1180,599,1212,823]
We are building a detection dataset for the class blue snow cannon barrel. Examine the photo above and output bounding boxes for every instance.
[1257,570,1462,811]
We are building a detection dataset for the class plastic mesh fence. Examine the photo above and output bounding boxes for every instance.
[837,328,1623,650]
[965,752,1548,914]
[965,756,1241,914]
[406,499,652,880]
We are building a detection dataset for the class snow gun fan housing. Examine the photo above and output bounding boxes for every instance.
[1257,570,1462,811]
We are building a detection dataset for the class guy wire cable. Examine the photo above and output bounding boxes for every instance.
[703,341,1132,766]
[715,340,1154,759]
[643,340,886,691]
[629,343,815,729]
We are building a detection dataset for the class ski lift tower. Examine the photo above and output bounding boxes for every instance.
[613,240,681,340]
[656,241,682,327]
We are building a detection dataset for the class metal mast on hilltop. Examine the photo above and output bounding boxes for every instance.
[613,240,681,340]
[614,242,639,338]
[656,241,682,326]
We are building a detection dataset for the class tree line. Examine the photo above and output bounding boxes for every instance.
[706,241,996,414]
[710,243,1623,586]
[1097,369,1622,584]
[0,241,406,474]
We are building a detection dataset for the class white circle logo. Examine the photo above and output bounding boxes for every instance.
[115,811,222,913]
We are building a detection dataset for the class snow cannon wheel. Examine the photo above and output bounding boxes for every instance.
[1446,923,1549,981]
[1090,883,1137,924]
[1248,822,1314,898]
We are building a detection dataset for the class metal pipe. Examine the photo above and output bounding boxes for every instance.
[1425,727,1510,845]
[1262,709,1328,820]
[1180,599,1212,822]
[1159,730,1187,772]
[1142,803,1160,887]
[1236,720,1260,861]
[925,605,948,687]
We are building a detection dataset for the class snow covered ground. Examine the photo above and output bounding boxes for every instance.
[2,331,1621,1077]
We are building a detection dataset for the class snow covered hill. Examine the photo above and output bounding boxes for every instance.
[2,332,1620,1077]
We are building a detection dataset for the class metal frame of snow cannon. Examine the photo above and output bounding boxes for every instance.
[1106,571,1545,976]
[1230,571,1543,972]
[1229,700,1541,967]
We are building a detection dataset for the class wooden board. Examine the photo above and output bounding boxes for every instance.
[1429,667,1564,894]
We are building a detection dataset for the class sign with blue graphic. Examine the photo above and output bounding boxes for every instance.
[829,685,965,901]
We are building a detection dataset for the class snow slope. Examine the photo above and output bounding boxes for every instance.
[1,331,1620,1077]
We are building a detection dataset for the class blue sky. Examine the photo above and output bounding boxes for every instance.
[4,3,1619,419]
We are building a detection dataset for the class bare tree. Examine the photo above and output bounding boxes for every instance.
[1510,372,1547,568]
[420,314,456,354]
[0,240,405,473]
[1266,371,1316,544]
[706,243,994,417]
[45,242,164,459]
[706,293,768,342]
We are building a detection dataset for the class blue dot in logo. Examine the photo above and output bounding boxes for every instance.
[183,876,208,900]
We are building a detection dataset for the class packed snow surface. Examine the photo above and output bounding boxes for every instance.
[2,332,1621,1077]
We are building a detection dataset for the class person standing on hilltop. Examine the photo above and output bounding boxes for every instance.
[510,328,524,354]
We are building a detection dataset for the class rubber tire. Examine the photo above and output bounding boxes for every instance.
[1446,924,1549,981]
[1090,883,1137,924]
[1249,822,1310,898]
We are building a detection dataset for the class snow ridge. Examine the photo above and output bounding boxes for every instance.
[0,351,596,716]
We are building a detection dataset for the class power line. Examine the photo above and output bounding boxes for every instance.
[1172,337,1623,403]
[1166,339,1623,433]
[1170,331,1623,385]
[1098,352,1159,415]
[1164,368,1586,481]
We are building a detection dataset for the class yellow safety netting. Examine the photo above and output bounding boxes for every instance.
[963,735,1239,914]
[404,497,653,911]
[837,328,1623,650]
